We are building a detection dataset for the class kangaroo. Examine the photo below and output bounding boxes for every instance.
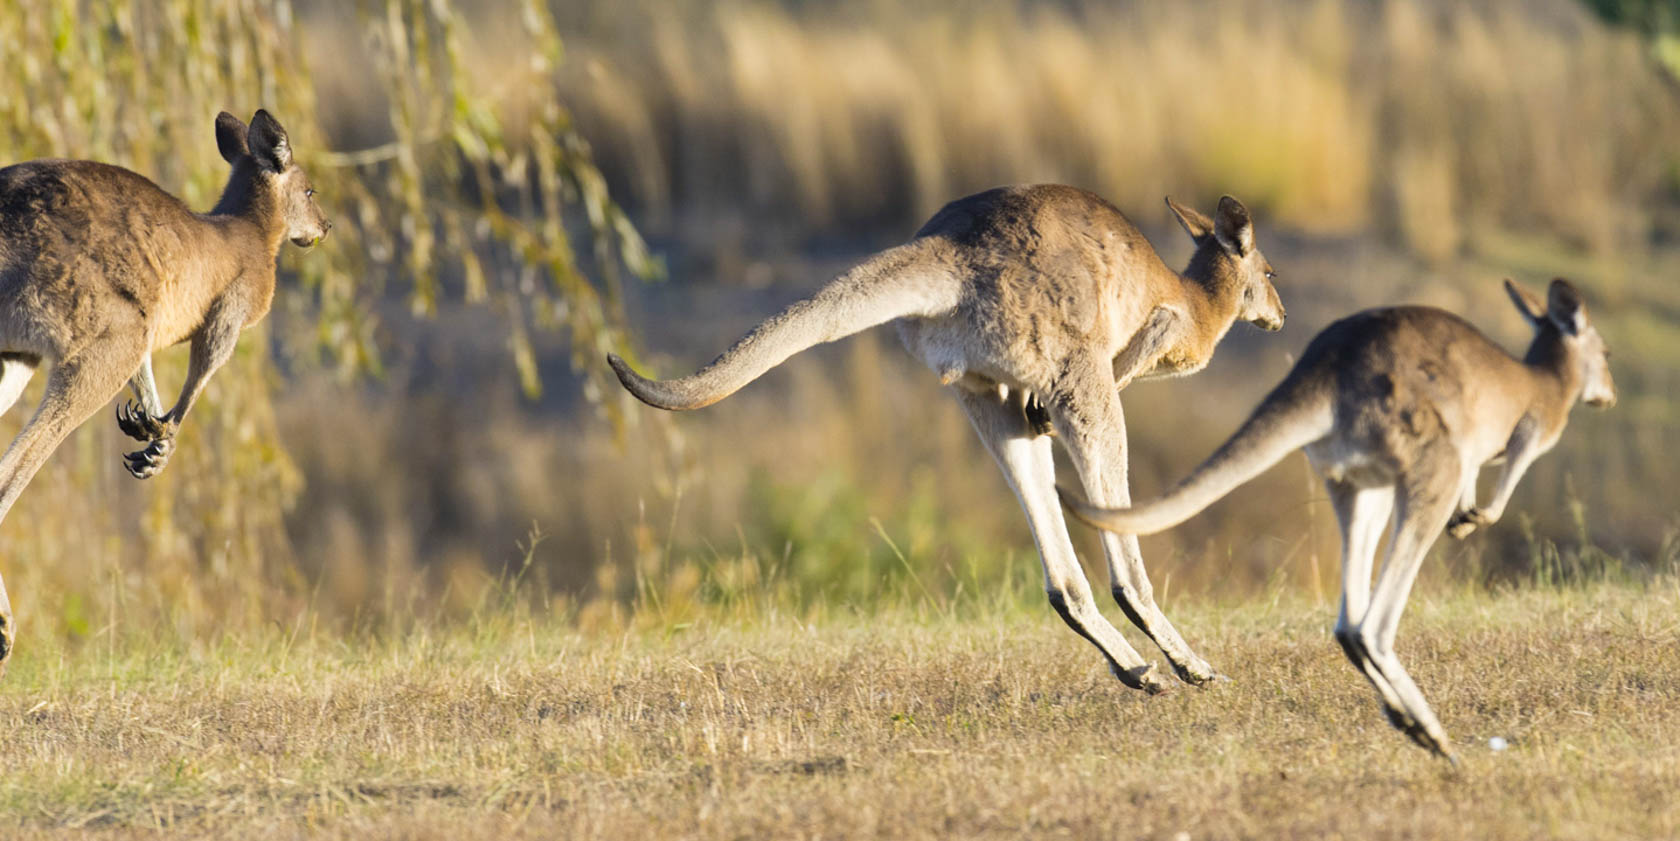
[1062,278,1615,759]
[0,109,331,674]
[609,185,1285,693]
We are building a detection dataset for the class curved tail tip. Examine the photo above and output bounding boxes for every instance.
[1055,483,1106,530]
[1056,483,1143,534]
[605,351,704,411]
[605,352,634,384]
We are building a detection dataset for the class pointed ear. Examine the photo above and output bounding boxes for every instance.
[215,112,249,164]
[1546,278,1587,336]
[1213,195,1255,256]
[246,109,292,172]
[1164,196,1212,243]
[1503,278,1546,328]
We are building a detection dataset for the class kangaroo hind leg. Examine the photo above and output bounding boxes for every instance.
[1326,480,1410,724]
[1049,353,1219,686]
[955,385,1166,694]
[0,345,143,674]
[1350,449,1462,761]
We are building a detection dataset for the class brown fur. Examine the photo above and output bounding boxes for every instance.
[1064,278,1615,759]
[610,184,1285,691]
[0,110,330,674]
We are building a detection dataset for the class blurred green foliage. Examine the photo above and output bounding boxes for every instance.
[0,0,655,639]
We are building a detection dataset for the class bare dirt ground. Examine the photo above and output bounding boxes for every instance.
[1,581,1675,839]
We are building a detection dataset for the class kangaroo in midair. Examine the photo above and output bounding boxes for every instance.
[610,185,1285,692]
[0,109,331,674]
[1062,278,1615,759]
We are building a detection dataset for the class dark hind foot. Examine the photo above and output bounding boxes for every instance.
[1110,661,1170,695]
[1383,703,1457,763]
[1170,659,1228,687]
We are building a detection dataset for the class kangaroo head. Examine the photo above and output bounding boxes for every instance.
[215,110,332,248]
[1166,195,1284,331]
[1504,278,1615,409]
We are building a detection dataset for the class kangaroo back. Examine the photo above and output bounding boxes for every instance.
[609,240,959,410]
[1063,370,1334,534]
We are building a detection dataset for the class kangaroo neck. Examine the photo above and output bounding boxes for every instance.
[1520,330,1580,428]
[208,159,285,255]
[1172,255,1241,343]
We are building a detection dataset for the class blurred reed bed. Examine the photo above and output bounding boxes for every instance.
[270,231,1680,638]
[0,0,1675,651]
[554,0,1680,260]
[0,0,652,643]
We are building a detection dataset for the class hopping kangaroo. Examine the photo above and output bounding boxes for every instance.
[0,110,330,672]
[1063,278,1615,759]
[610,185,1284,692]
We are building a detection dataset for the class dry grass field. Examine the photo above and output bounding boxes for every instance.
[1,581,1676,839]
[0,0,1678,836]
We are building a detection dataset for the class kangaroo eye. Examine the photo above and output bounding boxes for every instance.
[305,188,316,198]
[1264,270,1277,280]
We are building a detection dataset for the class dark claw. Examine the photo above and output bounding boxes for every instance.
[116,401,146,440]
[122,438,175,480]
[116,401,172,441]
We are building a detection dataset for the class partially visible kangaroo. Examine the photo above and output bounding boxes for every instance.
[1062,278,1615,759]
[609,185,1285,693]
[0,109,331,673]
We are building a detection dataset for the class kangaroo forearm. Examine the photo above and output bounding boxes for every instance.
[1482,453,1540,520]
[128,355,165,416]
[166,316,244,424]
[1112,307,1183,389]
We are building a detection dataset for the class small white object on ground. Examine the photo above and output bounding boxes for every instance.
[1489,736,1509,751]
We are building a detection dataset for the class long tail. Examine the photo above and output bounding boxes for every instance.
[607,240,958,411]
[1062,373,1335,535]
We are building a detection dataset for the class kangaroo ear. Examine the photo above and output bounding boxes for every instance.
[246,109,292,172]
[215,112,249,164]
[1503,278,1546,329]
[1546,278,1587,336]
[1213,195,1255,256]
[1164,196,1213,243]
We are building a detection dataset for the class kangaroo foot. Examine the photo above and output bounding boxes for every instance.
[1168,656,1227,687]
[1407,725,1458,765]
[1383,703,1457,763]
[116,400,173,441]
[1111,661,1170,695]
[123,436,176,479]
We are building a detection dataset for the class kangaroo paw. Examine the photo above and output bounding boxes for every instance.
[1023,394,1056,438]
[1446,508,1491,540]
[116,401,172,441]
[123,436,176,479]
